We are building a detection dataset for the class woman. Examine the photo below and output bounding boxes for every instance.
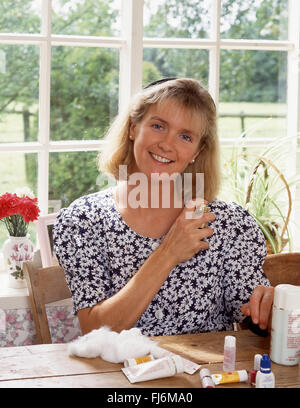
[53,78,273,336]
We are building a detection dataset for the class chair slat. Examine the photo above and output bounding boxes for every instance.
[24,261,71,344]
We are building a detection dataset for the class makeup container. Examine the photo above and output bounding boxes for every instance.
[250,354,262,386]
[223,335,236,372]
[122,355,184,383]
[200,368,215,388]
[124,354,154,367]
[194,204,211,227]
[270,284,300,366]
[151,346,201,374]
[255,354,275,388]
[211,370,248,385]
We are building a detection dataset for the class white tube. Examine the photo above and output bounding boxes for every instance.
[124,354,154,367]
[151,345,201,374]
[121,355,184,383]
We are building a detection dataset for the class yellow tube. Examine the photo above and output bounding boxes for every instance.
[211,370,248,385]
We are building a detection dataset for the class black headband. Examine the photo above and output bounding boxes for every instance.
[143,77,177,89]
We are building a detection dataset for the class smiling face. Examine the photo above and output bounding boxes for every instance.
[129,98,204,178]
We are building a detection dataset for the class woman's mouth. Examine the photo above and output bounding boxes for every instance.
[150,152,173,164]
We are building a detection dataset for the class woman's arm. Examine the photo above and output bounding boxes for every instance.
[77,245,175,334]
[78,203,215,334]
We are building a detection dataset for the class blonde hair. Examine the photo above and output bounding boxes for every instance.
[98,78,220,202]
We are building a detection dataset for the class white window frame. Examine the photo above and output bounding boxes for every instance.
[0,0,299,247]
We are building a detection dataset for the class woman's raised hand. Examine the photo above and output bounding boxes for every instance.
[159,199,216,267]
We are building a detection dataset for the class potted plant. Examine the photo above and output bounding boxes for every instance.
[220,131,300,254]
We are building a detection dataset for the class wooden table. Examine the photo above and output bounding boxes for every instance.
[0,330,299,388]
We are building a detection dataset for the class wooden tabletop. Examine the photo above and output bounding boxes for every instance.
[0,330,299,388]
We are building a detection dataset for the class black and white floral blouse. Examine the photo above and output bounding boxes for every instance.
[53,187,270,336]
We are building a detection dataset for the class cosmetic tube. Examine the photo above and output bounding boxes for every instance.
[223,335,236,372]
[124,354,154,367]
[151,346,201,374]
[200,368,215,388]
[211,370,248,385]
[122,355,184,383]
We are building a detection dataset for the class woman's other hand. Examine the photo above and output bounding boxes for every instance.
[241,285,274,330]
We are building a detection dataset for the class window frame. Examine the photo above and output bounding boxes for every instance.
[0,0,299,247]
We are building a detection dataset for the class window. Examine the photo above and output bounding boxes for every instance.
[0,0,299,251]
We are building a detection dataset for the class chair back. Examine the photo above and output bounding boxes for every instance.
[36,213,59,267]
[24,261,71,344]
[262,252,300,287]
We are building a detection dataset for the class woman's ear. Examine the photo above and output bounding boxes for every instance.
[129,123,135,140]
[190,142,205,164]
[190,149,200,164]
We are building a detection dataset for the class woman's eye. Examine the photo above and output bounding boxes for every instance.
[181,134,192,142]
[152,123,163,130]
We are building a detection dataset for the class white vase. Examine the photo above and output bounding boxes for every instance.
[2,234,34,289]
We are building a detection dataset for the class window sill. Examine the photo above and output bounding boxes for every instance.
[0,270,72,310]
[0,275,29,310]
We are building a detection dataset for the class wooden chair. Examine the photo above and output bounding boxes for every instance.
[234,252,300,333]
[262,252,300,287]
[24,261,71,344]
[35,212,59,267]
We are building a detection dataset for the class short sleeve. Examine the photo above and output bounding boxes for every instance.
[53,198,111,315]
[222,203,270,323]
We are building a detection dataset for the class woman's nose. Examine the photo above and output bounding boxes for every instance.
[157,133,175,151]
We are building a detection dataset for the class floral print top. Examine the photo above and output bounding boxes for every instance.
[53,187,270,336]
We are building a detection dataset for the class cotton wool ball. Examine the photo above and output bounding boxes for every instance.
[68,326,157,363]
[68,326,114,358]
[113,333,156,362]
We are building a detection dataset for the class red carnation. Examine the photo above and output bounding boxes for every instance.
[19,197,40,222]
[0,190,40,236]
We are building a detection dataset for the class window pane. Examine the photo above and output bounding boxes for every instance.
[143,49,209,86]
[0,152,38,248]
[144,0,211,39]
[49,151,116,209]
[219,142,295,252]
[50,47,119,142]
[219,50,287,140]
[0,0,41,34]
[221,0,288,40]
[219,144,270,203]
[0,45,39,144]
[52,0,121,36]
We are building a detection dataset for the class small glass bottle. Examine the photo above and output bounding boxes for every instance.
[250,354,262,386]
[200,368,215,388]
[223,335,236,372]
[255,354,275,388]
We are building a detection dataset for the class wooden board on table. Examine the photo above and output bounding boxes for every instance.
[154,330,270,364]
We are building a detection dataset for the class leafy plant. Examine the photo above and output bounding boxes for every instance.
[220,127,300,253]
